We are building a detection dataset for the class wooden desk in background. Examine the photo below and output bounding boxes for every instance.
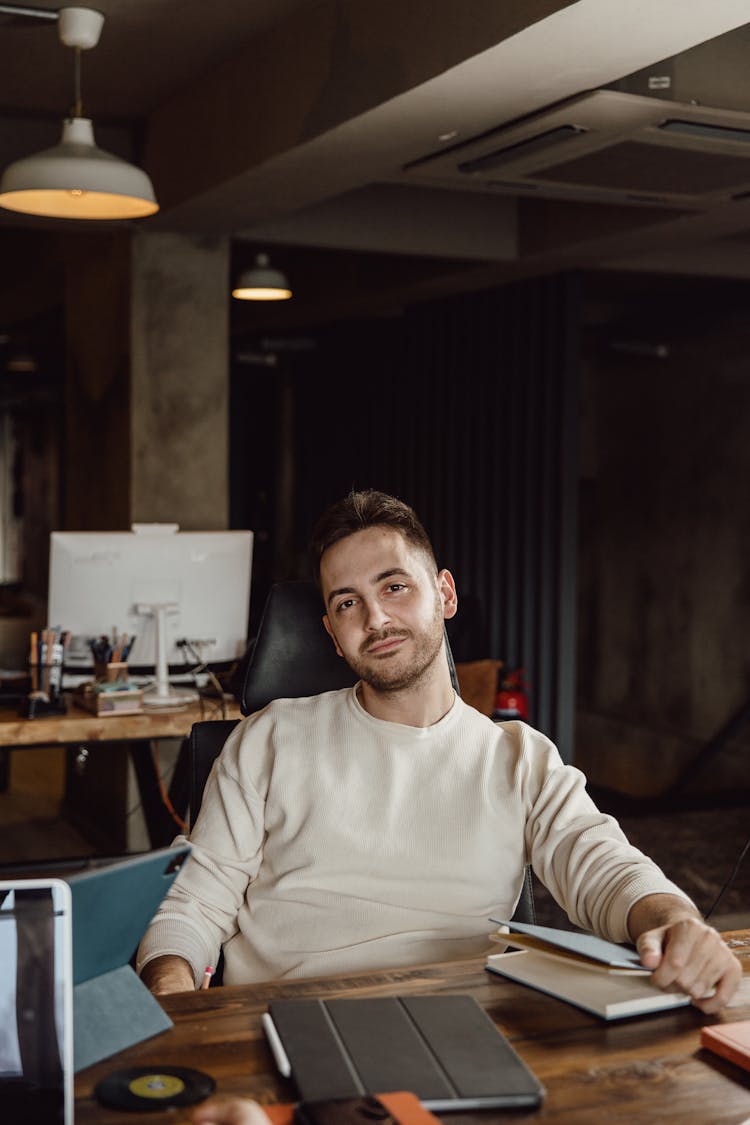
[0,697,241,851]
[76,932,750,1125]
[0,696,241,748]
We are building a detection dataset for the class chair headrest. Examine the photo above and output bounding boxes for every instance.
[241,581,357,715]
[240,580,460,716]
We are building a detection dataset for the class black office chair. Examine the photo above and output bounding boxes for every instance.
[189,580,535,924]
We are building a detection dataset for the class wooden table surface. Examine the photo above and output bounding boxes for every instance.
[75,931,750,1125]
[0,696,241,747]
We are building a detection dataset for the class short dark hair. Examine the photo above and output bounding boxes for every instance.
[309,489,437,589]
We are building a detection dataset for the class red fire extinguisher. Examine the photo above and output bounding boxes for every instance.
[493,667,529,721]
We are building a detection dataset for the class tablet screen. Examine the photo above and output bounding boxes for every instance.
[0,881,73,1125]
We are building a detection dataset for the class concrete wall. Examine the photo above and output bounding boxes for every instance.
[64,230,230,533]
[575,292,750,797]
[130,232,230,530]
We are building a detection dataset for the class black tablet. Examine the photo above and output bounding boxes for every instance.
[267,994,544,1111]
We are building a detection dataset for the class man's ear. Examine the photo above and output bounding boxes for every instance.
[322,614,344,658]
[438,569,458,620]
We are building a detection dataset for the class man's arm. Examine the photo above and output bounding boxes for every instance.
[140,954,196,996]
[137,718,268,992]
[628,893,742,1013]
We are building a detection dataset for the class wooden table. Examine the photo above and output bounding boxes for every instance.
[0,696,241,749]
[0,696,241,850]
[75,931,750,1125]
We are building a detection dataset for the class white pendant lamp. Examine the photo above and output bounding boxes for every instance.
[232,253,292,301]
[0,7,158,220]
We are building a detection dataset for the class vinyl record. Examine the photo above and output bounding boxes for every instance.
[94,1066,216,1111]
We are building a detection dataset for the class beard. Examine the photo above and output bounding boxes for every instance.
[344,596,447,694]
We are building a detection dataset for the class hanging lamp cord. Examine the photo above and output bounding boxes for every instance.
[71,45,82,117]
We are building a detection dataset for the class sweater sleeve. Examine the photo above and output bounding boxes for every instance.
[518,726,693,941]
[136,719,267,985]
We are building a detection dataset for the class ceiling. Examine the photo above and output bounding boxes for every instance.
[2,0,750,337]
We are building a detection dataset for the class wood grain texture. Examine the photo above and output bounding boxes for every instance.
[0,698,241,747]
[75,932,750,1125]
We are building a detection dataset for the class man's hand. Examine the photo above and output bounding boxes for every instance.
[140,954,195,995]
[628,894,742,1013]
[192,1096,272,1125]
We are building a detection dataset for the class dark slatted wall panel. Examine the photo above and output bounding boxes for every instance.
[282,273,579,759]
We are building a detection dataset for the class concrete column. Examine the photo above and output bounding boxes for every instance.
[130,231,230,529]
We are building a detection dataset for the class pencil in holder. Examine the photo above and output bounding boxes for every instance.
[29,640,64,697]
[23,633,67,717]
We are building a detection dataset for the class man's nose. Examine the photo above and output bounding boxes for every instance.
[364,599,390,630]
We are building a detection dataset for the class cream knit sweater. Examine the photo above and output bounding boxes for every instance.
[137,687,688,986]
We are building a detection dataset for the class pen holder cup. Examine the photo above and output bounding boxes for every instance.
[24,641,67,717]
[29,642,64,700]
[95,661,129,685]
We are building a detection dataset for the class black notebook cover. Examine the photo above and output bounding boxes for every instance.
[267,994,544,1110]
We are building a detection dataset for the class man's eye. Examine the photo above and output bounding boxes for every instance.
[336,598,356,612]
[386,583,406,593]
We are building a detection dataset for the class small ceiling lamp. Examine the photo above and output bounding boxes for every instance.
[232,253,292,301]
[0,7,158,220]
[5,343,38,374]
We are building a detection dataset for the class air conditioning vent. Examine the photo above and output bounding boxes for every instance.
[659,119,750,144]
[534,140,750,195]
[404,89,750,209]
[457,125,585,175]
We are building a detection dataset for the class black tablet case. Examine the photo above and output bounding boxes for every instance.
[267,994,544,1111]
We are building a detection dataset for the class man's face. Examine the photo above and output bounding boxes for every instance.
[320,527,457,693]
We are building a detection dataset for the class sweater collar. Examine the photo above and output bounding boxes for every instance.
[347,683,463,734]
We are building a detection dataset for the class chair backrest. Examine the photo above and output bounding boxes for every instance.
[189,579,534,923]
[239,581,358,716]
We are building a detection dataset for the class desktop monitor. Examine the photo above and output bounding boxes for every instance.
[47,528,253,703]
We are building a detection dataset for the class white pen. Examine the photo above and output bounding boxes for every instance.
[261,1011,292,1078]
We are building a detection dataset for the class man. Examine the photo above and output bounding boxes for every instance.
[138,490,740,1011]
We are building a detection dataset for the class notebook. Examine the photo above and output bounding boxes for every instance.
[489,918,647,972]
[265,994,544,1111]
[701,1020,750,1071]
[486,919,690,1019]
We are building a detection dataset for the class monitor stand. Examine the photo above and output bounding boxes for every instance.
[136,602,198,709]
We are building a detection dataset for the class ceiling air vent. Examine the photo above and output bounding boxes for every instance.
[404,89,750,209]
[457,125,585,175]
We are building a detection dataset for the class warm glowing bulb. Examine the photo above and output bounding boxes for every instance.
[231,285,292,301]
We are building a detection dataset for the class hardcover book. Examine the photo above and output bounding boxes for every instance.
[701,1020,750,1071]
